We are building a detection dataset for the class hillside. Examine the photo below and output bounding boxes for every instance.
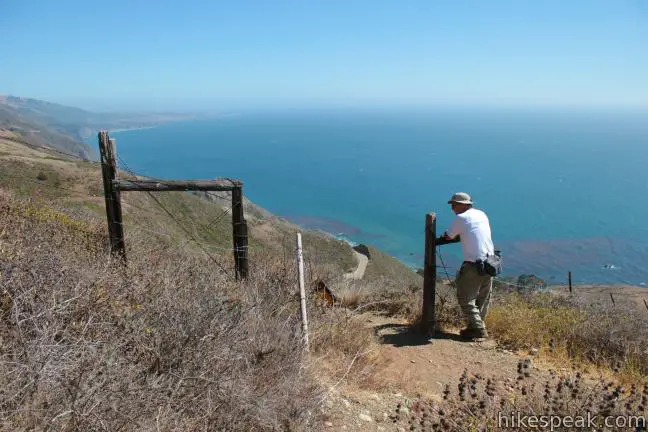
[0,95,192,160]
[0,103,93,159]
[1,133,647,431]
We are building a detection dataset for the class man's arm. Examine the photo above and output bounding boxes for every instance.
[443,218,461,240]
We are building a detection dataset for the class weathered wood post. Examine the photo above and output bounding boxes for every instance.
[644,299,648,312]
[231,186,249,279]
[98,132,126,261]
[568,271,572,294]
[296,233,310,352]
[609,293,615,306]
[422,213,437,334]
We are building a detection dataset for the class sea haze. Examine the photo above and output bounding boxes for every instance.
[108,107,648,285]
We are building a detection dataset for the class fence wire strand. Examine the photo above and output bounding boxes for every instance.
[116,154,235,238]
[113,153,240,278]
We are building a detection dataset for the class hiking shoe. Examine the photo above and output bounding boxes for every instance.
[459,327,484,336]
[460,327,488,341]
[459,327,474,337]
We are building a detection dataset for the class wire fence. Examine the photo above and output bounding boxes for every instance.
[114,152,256,280]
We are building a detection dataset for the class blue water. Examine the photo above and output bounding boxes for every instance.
[106,107,648,285]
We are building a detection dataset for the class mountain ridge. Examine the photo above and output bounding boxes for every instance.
[0,95,193,159]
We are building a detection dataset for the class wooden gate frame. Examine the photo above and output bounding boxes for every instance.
[98,131,248,279]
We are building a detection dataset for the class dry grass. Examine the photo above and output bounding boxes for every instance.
[401,280,648,381]
[0,190,378,431]
[333,281,366,309]
[488,292,648,378]
[488,292,587,350]
[310,309,380,390]
[365,281,462,329]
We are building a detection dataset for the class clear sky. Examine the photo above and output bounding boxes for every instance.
[1,0,647,111]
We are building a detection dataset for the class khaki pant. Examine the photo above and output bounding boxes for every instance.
[455,263,492,330]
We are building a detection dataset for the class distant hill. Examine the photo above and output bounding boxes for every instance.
[0,95,192,159]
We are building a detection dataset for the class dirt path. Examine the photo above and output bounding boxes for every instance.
[319,314,553,431]
[344,250,369,280]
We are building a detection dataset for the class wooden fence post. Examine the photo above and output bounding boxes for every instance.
[296,233,310,352]
[422,213,437,334]
[568,271,572,294]
[609,293,615,306]
[98,132,126,261]
[231,186,249,279]
[644,299,648,312]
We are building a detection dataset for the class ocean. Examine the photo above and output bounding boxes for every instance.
[107,107,648,285]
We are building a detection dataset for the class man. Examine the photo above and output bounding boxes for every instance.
[442,192,495,341]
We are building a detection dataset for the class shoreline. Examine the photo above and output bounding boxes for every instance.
[80,125,161,141]
[108,125,159,134]
[81,115,199,140]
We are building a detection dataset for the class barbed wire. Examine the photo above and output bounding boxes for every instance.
[437,247,455,286]
[118,205,247,254]
[115,153,235,235]
[196,190,232,201]
[142,188,234,277]
[491,276,549,290]
[113,153,163,181]
[115,154,254,272]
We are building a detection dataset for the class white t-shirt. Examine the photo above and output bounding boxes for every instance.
[446,208,494,263]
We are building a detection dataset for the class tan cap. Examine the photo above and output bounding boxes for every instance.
[448,192,473,205]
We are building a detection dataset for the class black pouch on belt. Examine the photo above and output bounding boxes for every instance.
[474,259,486,276]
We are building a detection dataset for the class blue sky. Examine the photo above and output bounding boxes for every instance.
[1,0,647,111]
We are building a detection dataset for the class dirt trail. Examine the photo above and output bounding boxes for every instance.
[320,314,552,431]
[344,250,369,280]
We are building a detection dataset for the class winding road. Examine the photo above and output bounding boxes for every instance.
[344,250,369,280]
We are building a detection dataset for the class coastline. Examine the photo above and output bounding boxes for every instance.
[79,125,160,141]
[80,115,198,140]
[108,125,159,134]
